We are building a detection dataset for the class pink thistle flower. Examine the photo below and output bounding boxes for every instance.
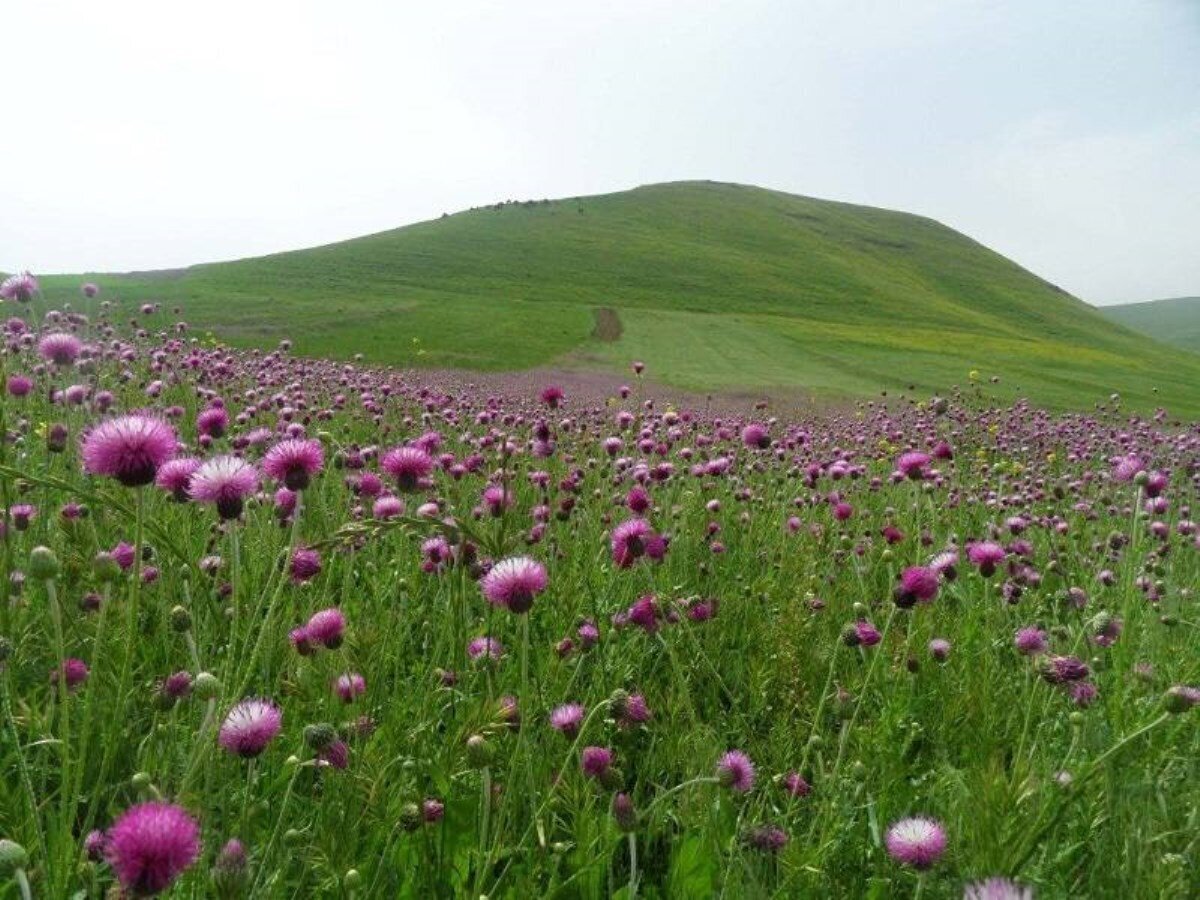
[52,657,90,691]
[82,415,179,487]
[306,607,346,649]
[263,438,324,490]
[884,816,947,869]
[540,385,565,408]
[742,423,770,449]
[81,281,100,298]
[895,565,939,607]
[218,698,283,758]
[928,638,951,662]
[480,556,547,614]
[289,547,322,584]
[381,445,435,492]
[372,494,405,519]
[38,332,83,366]
[581,746,615,779]
[289,626,314,656]
[716,750,756,792]
[611,518,655,568]
[0,271,39,302]
[1039,655,1089,684]
[318,739,350,769]
[783,771,811,798]
[1014,627,1048,656]
[196,406,229,439]
[6,373,32,397]
[963,878,1033,900]
[189,456,259,519]
[967,541,1006,577]
[333,672,367,703]
[104,801,201,895]
[896,451,931,480]
[743,824,789,854]
[549,703,586,738]
[154,457,201,501]
[422,798,445,823]
[467,636,504,661]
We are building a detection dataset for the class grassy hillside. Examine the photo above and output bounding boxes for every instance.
[1100,297,1200,354]
[32,180,1200,414]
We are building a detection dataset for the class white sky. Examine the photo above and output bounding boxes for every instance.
[3,0,1198,304]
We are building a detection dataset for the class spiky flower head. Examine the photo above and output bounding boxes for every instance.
[716,750,756,792]
[262,438,325,490]
[963,878,1034,900]
[189,456,259,519]
[104,802,201,895]
[549,703,586,738]
[0,271,39,302]
[38,332,83,366]
[218,698,283,758]
[82,415,179,487]
[884,816,947,869]
[380,445,435,492]
[480,556,548,614]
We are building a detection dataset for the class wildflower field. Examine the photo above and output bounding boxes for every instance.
[0,277,1197,898]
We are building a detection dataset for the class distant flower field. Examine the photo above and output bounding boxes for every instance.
[0,279,1197,898]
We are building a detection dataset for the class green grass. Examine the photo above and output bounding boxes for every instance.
[1100,297,1200,354]
[31,180,1200,415]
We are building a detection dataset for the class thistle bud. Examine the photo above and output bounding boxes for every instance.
[611,792,637,832]
[0,839,28,875]
[193,671,220,700]
[398,802,422,833]
[170,605,193,633]
[28,546,60,581]
[303,723,338,751]
[466,734,493,768]
[212,838,249,899]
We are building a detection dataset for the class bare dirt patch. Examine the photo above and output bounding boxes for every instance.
[591,307,623,342]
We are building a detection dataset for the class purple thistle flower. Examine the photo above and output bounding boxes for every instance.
[743,823,789,853]
[218,698,283,758]
[967,541,1006,577]
[333,672,366,703]
[82,415,179,487]
[1,271,39,302]
[928,638,952,662]
[105,801,201,895]
[196,406,229,439]
[306,607,346,649]
[189,456,259,519]
[1014,627,1048,655]
[611,518,655,568]
[480,556,548,614]
[885,816,947,869]
[581,746,615,779]
[895,565,939,606]
[154,456,202,501]
[963,878,1033,900]
[783,771,811,798]
[263,438,325,490]
[716,750,756,792]
[52,657,90,691]
[1040,655,1090,684]
[380,445,435,492]
[289,547,322,584]
[467,635,504,661]
[550,703,586,738]
[896,451,931,480]
[38,332,84,366]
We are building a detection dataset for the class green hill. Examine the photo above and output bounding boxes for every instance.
[32,181,1200,414]
[1100,297,1200,354]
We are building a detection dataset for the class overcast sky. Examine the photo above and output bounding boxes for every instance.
[4,0,1198,304]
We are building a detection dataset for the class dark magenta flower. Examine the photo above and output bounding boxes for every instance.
[105,802,201,895]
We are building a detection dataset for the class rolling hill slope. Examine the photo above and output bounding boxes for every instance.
[32,181,1200,414]
[1100,297,1200,354]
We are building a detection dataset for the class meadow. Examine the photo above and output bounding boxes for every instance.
[0,278,1197,898]
[33,182,1200,417]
